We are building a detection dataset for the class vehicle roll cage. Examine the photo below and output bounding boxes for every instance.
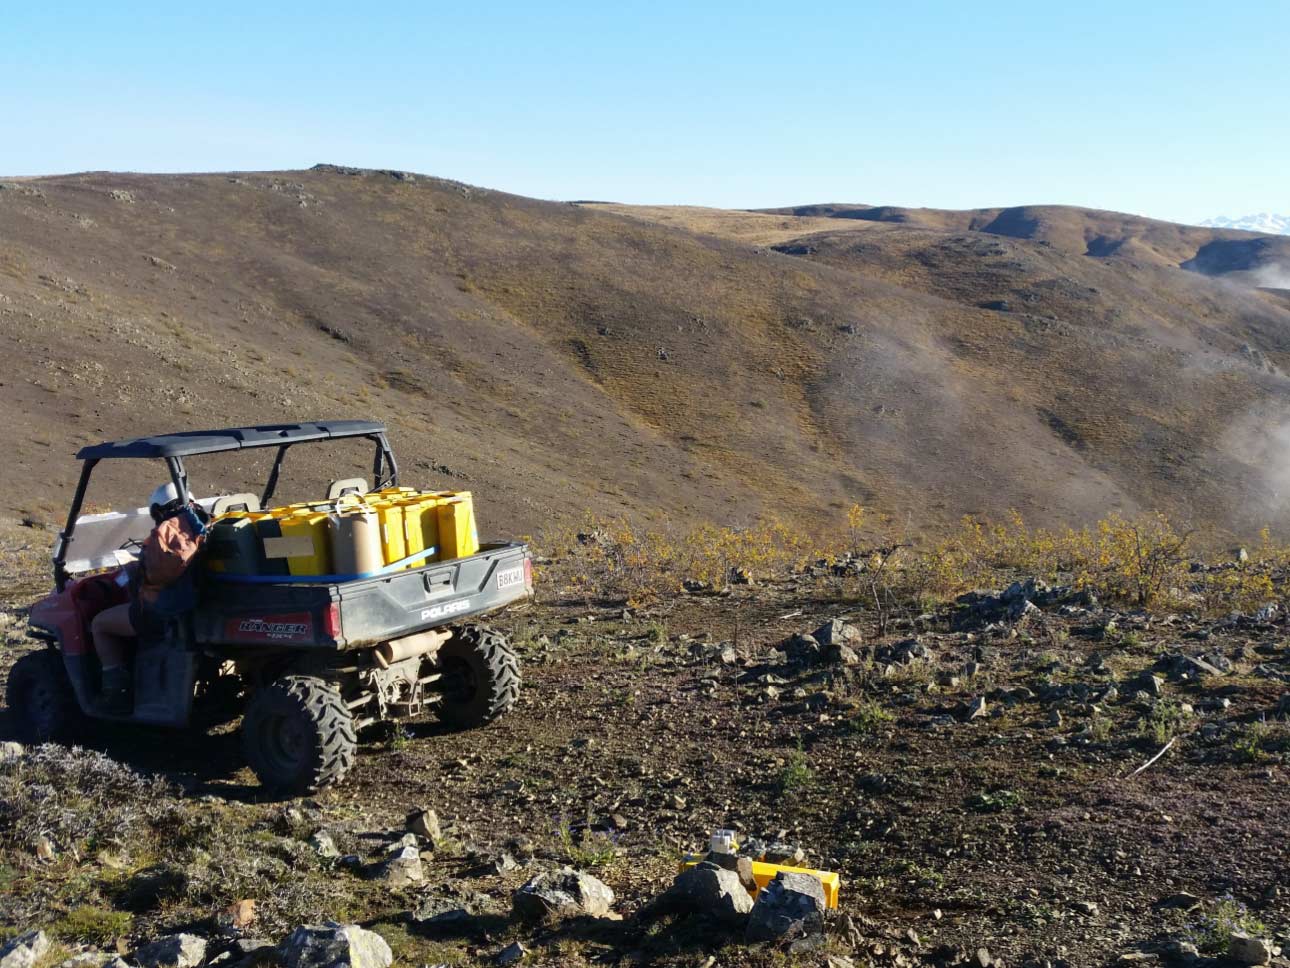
[54,422,398,591]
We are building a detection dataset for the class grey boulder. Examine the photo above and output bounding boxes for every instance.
[279,923,393,968]
[746,871,827,942]
[1228,931,1273,966]
[512,867,614,922]
[133,936,207,968]
[664,861,754,924]
[374,845,424,887]
[0,932,50,968]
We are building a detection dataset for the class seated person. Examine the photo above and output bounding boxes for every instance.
[91,483,208,714]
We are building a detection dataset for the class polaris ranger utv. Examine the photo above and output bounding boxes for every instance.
[5,421,532,794]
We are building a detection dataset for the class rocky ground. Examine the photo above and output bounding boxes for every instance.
[1,522,1289,968]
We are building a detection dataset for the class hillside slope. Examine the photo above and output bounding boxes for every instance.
[2,169,1290,539]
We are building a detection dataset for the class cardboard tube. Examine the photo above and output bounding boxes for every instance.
[374,629,451,668]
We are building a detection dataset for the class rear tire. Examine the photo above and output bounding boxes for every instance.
[6,649,83,744]
[241,675,356,795]
[435,625,520,728]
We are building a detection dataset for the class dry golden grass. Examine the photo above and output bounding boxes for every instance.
[580,203,878,247]
[543,507,1285,617]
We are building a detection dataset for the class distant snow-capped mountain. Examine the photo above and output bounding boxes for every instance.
[1199,213,1290,235]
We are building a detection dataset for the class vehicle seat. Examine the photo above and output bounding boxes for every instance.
[327,478,368,500]
[210,493,262,516]
[71,572,130,640]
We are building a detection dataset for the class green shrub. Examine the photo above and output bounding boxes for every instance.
[1233,720,1272,763]
[847,699,895,735]
[776,748,815,794]
[1138,698,1191,745]
[1185,895,1267,953]
[555,815,618,869]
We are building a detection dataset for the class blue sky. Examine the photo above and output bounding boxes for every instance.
[2,1,1286,223]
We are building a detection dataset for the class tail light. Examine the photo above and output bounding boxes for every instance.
[322,602,342,641]
[523,557,534,592]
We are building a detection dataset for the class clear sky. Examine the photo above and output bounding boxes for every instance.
[2,1,1286,223]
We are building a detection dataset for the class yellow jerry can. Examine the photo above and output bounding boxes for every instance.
[268,511,333,576]
[436,492,480,561]
[396,495,441,568]
[372,500,408,566]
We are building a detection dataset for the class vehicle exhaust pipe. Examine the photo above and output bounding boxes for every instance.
[373,629,451,669]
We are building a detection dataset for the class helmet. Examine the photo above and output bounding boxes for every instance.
[148,482,180,508]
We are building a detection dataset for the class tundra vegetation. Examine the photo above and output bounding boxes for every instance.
[0,509,1287,967]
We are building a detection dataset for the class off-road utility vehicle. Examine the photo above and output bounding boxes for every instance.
[5,421,531,794]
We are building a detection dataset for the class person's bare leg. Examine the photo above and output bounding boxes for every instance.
[91,603,134,712]
[92,603,134,665]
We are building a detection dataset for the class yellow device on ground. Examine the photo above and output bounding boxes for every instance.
[679,855,841,909]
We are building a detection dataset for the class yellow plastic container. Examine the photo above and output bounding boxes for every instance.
[396,495,441,568]
[436,492,479,561]
[271,511,333,576]
[370,487,417,500]
[680,856,840,909]
[372,500,408,566]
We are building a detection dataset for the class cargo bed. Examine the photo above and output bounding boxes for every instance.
[194,541,532,651]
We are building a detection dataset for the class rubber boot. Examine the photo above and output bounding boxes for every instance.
[98,665,132,716]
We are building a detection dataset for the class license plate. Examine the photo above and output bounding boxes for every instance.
[496,565,525,590]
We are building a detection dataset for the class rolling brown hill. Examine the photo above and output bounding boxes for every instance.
[2,167,1290,541]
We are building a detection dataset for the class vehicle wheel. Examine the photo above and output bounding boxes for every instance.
[241,675,356,795]
[435,625,520,728]
[5,649,83,744]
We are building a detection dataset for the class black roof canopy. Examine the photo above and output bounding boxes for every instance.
[76,421,388,460]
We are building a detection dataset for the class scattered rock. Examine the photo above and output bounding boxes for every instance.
[0,932,49,968]
[964,696,988,721]
[1157,939,1199,962]
[1136,673,1165,697]
[745,871,827,943]
[513,867,615,922]
[663,861,755,924]
[406,807,441,843]
[494,942,527,966]
[783,633,822,665]
[374,845,423,887]
[308,831,340,859]
[814,618,862,650]
[1170,655,1224,679]
[411,887,495,932]
[56,954,119,968]
[279,923,393,968]
[1228,931,1273,966]
[134,934,208,968]
[761,842,806,865]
